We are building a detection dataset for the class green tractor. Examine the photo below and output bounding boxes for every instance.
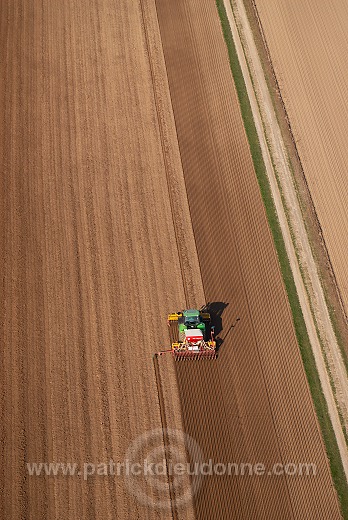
[178,309,206,338]
[161,308,216,359]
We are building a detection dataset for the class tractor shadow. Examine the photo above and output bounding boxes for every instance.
[200,301,227,352]
[201,301,240,354]
[201,301,228,335]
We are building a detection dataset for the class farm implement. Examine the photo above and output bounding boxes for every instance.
[157,309,216,360]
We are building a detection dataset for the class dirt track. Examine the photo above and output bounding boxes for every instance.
[253,0,348,319]
[155,0,342,517]
[0,0,343,518]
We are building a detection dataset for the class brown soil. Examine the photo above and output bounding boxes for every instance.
[244,0,348,368]
[229,0,348,475]
[0,1,198,518]
[155,0,342,517]
[251,0,348,335]
[0,0,342,518]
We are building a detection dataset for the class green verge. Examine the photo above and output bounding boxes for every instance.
[215,0,348,516]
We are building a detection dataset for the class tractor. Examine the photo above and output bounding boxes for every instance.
[158,309,216,359]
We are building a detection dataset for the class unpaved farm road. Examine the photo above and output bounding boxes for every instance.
[225,0,348,480]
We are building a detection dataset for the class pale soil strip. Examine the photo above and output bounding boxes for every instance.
[222,0,348,480]
[140,0,205,310]
[139,1,203,517]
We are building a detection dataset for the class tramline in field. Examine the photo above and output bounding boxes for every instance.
[157,309,216,359]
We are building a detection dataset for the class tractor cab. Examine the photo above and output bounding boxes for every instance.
[179,309,205,332]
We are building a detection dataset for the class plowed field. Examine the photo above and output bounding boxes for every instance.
[155,0,341,517]
[0,0,342,518]
[253,0,348,317]
[0,1,199,518]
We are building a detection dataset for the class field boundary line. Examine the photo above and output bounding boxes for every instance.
[138,0,206,311]
[138,2,206,516]
[229,0,348,436]
[215,0,348,511]
[152,354,178,520]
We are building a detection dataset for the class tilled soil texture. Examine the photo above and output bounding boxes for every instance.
[253,0,348,319]
[0,1,202,519]
[155,0,342,518]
